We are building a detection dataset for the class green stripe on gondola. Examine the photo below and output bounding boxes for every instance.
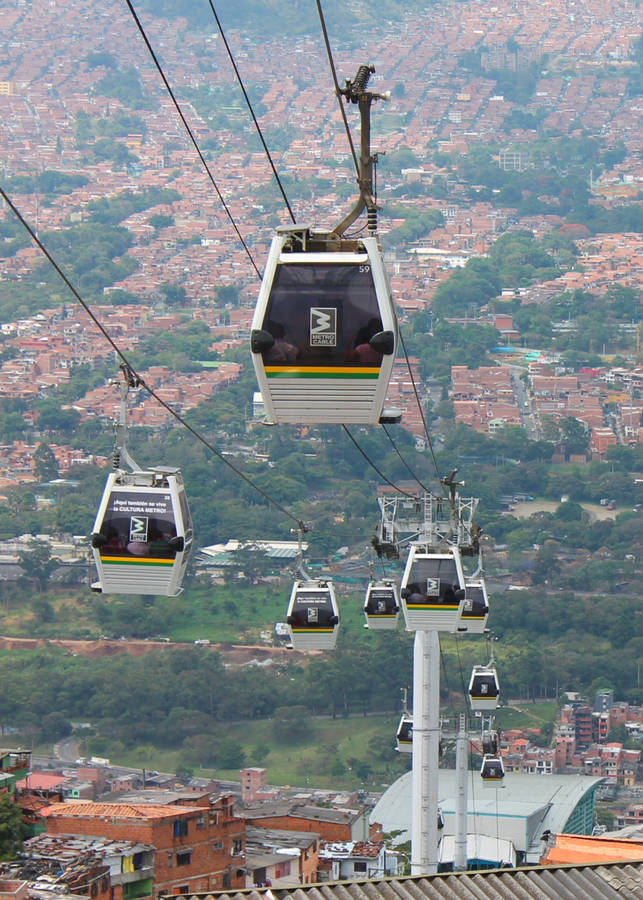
[102,557,174,567]
[406,603,459,611]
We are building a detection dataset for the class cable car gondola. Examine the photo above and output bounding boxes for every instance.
[251,225,399,425]
[400,545,466,631]
[468,664,500,711]
[91,467,192,597]
[457,579,490,634]
[396,715,413,753]
[481,754,505,787]
[286,580,339,650]
[364,580,400,629]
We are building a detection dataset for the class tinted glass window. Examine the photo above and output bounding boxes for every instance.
[405,557,461,602]
[262,262,383,366]
[99,489,178,559]
[463,586,487,615]
[366,589,397,614]
[290,590,335,627]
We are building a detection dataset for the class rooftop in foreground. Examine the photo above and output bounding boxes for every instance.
[169,860,643,900]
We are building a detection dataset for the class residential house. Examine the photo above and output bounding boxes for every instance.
[40,794,246,896]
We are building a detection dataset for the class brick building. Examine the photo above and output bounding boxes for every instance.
[240,801,374,842]
[41,794,245,896]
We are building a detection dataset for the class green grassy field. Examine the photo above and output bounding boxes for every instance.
[118,713,410,790]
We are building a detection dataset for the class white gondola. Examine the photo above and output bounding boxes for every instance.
[400,545,466,631]
[457,579,490,634]
[480,754,505,787]
[468,664,500,711]
[91,467,192,597]
[364,580,400,629]
[286,580,339,651]
[250,225,399,425]
[396,714,413,753]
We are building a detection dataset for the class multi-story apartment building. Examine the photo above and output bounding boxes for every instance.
[41,794,246,897]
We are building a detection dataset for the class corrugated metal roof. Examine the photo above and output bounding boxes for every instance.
[179,861,643,899]
[41,801,193,819]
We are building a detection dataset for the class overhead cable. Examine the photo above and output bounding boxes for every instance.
[0,186,302,529]
[342,425,415,498]
[399,327,446,493]
[122,0,261,279]
[206,0,296,224]
[315,0,360,179]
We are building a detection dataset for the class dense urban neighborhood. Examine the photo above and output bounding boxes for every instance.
[0,0,641,892]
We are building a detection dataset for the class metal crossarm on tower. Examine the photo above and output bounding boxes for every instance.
[377,491,479,553]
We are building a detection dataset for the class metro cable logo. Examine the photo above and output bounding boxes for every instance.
[129,516,149,542]
[310,307,337,346]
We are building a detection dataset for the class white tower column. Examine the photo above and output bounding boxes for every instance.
[454,712,468,871]
[411,629,440,875]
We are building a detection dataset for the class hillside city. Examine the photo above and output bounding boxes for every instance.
[0,0,641,892]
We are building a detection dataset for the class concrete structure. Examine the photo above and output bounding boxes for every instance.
[371,771,603,866]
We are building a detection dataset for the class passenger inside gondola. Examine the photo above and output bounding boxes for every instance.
[402,580,464,605]
[104,528,123,551]
[265,321,299,362]
[346,317,383,364]
[149,525,180,557]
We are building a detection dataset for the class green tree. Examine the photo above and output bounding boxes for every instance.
[18,542,60,593]
[159,282,187,305]
[0,794,28,859]
[560,416,590,454]
[33,443,59,481]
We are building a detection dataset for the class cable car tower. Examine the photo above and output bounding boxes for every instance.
[251,65,400,426]
[379,472,483,875]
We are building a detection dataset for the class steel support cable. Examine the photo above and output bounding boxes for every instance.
[316,3,433,506]
[0,186,303,529]
[315,0,360,179]
[342,425,415,498]
[381,424,430,493]
[206,1,296,225]
[122,0,261,280]
[454,634,479,829]
[398,327,446,494]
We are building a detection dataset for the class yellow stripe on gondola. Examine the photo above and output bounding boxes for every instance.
[102,556,174,566]
[290,627,335,633]
[266,365,379,378]
[406,603,459,611]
